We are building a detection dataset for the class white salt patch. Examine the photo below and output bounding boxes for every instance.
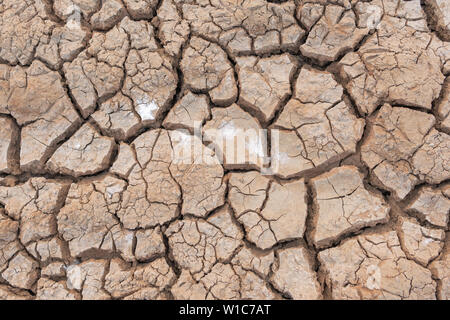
[65,5,82,31]
[106,184,123,199]
[66,265,86,290]
[136,97,159,121]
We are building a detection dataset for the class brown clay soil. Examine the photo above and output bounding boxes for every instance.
[0,0,449,300]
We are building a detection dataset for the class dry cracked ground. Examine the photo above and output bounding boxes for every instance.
[0,0,449,300]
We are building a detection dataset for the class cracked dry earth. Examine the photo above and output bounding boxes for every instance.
[0,0,449,301]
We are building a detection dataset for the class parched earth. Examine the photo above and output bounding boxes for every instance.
[0,0,449,300]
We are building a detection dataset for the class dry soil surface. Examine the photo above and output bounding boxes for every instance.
[0,0,449,300]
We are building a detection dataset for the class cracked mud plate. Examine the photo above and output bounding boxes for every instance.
[0,0,448,301]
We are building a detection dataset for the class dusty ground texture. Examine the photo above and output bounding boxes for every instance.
[0,0,449,300]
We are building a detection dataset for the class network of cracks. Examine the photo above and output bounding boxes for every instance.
[0,0,449,300]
